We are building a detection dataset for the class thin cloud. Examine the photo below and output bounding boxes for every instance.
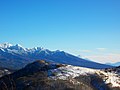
[83,53,120,63]
[80,50,91,53]
[96,48,107,51]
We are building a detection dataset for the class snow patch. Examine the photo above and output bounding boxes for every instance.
[49,65,97,80]
[100,71,120,87]
[49,65,120,87]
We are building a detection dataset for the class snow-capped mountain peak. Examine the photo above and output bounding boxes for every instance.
[0,43,25,50]
[32,47,44,51]
[15,44,24,48]
[27,47,49,54]
[0,43,13,48]
[8,43,26,51]
[0,43,50,54]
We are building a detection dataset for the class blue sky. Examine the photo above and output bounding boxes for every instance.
[0,0,120,63]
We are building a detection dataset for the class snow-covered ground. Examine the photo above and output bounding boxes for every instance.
[99,71,120,87]
[49,65,120,87]
[49,65,97,80]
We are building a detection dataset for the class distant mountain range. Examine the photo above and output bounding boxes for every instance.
[0,43,112,70]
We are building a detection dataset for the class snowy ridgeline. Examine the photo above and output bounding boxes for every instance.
[48,65,120,87]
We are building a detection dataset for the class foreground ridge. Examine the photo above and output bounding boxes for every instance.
[0,60,119,90]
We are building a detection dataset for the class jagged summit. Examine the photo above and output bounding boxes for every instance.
[15,44,24,49]
[0,43,50,53]
[0,43,68,58]
[0,43,60,53]
[0,42,13,48]
[0,43,25,50]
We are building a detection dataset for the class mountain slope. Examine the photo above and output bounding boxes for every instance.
[0,43,112,69]
[0,60,119,90]
[0,67,12,77]
[106,62,120,66]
